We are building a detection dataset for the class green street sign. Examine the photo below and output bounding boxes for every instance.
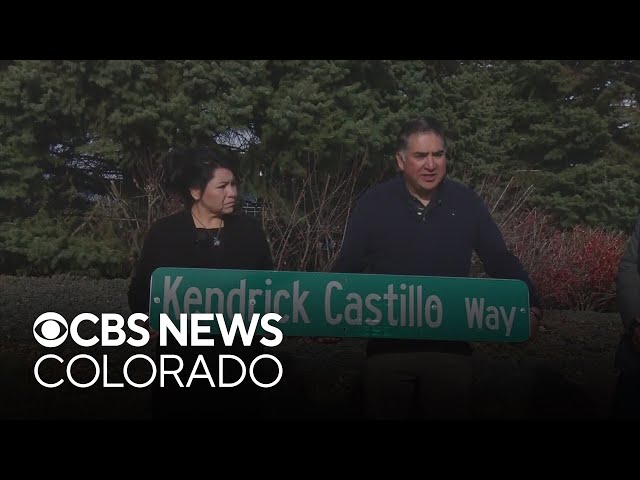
[148,267,531,342]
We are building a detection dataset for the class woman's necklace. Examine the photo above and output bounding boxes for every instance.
[192,211,224,247]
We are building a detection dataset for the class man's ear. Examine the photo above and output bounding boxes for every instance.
[395,152,405,172]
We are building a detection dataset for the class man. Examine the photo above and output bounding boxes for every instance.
[331,116,542,419]
[613,215,640,418]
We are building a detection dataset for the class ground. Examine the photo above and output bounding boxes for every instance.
[0,275,626,420]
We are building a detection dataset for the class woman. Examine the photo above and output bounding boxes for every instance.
[128,147,274,419]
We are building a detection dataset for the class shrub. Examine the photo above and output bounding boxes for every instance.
[470,174,627,311]
[259,152,371,272]
[531,225,627,311]
[0,210,130,278]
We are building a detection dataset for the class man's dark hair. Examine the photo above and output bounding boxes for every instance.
[169,146,238,207]
[396,116,447,153]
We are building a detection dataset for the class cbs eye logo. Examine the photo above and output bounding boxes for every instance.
[33,312,68,347]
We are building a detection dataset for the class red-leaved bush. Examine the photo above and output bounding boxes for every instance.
[469,174,628,311]
[527,225,627,311]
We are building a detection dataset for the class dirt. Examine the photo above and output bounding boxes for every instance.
[0,274,626,420]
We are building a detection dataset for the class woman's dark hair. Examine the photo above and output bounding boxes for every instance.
[169,146,239,208]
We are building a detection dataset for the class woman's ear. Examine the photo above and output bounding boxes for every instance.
[189,187,201,202]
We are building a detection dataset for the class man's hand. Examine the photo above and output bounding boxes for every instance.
[529,307,542,340]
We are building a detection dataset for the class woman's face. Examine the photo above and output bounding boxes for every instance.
[190,167,238,216]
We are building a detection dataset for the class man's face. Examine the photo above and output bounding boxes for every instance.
[396,131,446,201]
